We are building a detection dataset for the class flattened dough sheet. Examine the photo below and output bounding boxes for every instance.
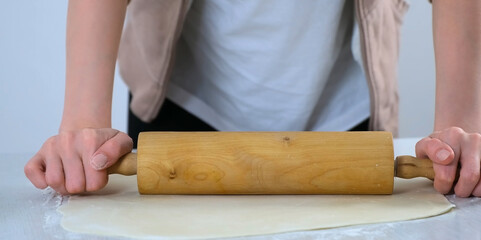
[58,175,454,239]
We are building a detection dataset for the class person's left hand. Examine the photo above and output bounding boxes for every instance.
[415,126,481,197]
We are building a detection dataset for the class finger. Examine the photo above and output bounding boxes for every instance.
[454,134,481,197]
[84,131,132,191]
[82,141,107,192]
[57,131,86,194]
[82,148,108,192]
[90,131,133,170]
[472,181,481,197]
[432,161,458,194]
[24,153,48,189]
[61,154,86,194]
[45,154,68,195]
[415,137,455,165]
[83,164,108,192]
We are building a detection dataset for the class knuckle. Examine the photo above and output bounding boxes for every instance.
[127,139,133,150]
[46,174,64,188]
[59,132,76,150]
[427,140,440,154]
[123,134,134,149]
[436,172,455,186]
[462,169,480,184]
[81,128,99,150]
[415,138,428,150]
[416,138,441,159]
[44,143,58,157]
[24,162,33,174]
[24,163,36,177]
[106,133,133,155]
[87,181,106,192]
[449,126,464,134]
[468,133,481,144]
[87,177,108,192]
[446,127,464,140]
[43,136,57,150]
[81,128,96,139]
[106,141,122,155]
[66,182,85,194]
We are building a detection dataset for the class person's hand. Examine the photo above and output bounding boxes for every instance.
[24,128,133,195]
[415,127,481,197]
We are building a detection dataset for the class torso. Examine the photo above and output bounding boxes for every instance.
[167,0,370,131]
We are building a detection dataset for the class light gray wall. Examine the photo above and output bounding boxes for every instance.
[398,0,436,138]
[0,0,435,154]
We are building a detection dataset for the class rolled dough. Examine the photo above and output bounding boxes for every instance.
[58,175,453,239]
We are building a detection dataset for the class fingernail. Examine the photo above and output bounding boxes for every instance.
[91,154,108,170]
[436,149,450,162]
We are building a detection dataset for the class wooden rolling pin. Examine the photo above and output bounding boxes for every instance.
[108,131,437,195]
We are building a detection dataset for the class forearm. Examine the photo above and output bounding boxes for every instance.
[433,0,481,133]
[60,0,127,131]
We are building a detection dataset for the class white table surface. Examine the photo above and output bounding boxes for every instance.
[2,138,481,240]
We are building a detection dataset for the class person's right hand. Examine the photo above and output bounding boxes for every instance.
[24,128,133,195]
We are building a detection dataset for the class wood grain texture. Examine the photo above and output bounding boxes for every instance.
[395,155,461,183]
[137,131,394,195]
[108,153,137,176]
[395,156,434,180]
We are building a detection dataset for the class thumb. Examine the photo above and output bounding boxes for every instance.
[90,131,133,170]
[415,137,455,165]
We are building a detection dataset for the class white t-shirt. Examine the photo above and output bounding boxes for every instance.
[167,0,370,131]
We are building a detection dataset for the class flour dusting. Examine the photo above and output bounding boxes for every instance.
[40,187,82,239]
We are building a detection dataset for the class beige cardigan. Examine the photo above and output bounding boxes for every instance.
[118,0,409,136]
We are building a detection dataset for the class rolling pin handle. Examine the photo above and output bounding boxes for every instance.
[395,155,461,183]
[395,155,435,180]
[107,152,138,176]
